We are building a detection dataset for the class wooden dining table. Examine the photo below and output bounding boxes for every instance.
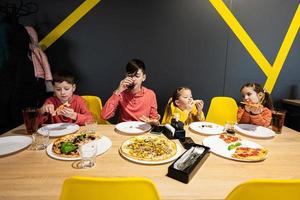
[0,124,300,200]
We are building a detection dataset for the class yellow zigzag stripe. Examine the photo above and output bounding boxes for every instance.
[39,0,100,51]
[210,0,300,93]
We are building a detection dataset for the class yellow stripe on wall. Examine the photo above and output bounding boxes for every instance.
[39,0,100,51]
[210,0,300,93]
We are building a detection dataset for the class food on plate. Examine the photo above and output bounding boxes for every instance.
[227,142,242,150]
[52,132,101,158]
[120,135,177,161]
[54,102,70,116]
[219,133,240,144]
[201,124,213,128]
[232,147,268,161]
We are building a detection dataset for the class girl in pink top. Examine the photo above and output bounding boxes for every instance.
[37,71,93,125]
[101,59,160,124]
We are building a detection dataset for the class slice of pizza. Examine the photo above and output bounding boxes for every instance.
[219,133,241,144]
[232,147,268,161]
[120,135,177,161]
[52,132,101,158]
[240,101,262,108]
[53,102,71,116]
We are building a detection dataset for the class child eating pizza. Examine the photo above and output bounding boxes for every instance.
[237,82,273,127]
[37,70,93,126]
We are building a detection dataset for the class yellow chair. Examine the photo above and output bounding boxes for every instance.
[206,96,238,125]
[225,179,300,200]
[81,95,109,124]
[161,98,172,125]
[59,176,160,200]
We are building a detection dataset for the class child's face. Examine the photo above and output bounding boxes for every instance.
[241,86,260,104]
[53,81,76,103]
[175,89,194,110]
[126,69,146,90]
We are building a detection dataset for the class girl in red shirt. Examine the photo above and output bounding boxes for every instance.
[237,83,273,127]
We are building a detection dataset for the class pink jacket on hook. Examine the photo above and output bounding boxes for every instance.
[25,26,53,81]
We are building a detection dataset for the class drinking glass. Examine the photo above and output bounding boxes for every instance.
[272,110,286,134]
[22,107,38,134]
[224,121,236,134]
[79,143,97,168]
[85,120,97,134]
[30,130,49,150]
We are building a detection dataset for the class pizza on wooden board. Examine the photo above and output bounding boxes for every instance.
[52,132,101,158]
[120,135,177,161]
[232,147,268,161]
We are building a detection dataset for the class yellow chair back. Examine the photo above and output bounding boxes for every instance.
[225,179,300,200]
[206,96,238,125]
[59,176,160,200]
[161,98,172,125]
[81,95,109,124]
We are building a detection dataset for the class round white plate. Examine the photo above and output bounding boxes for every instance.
[46,136,112,161]
[234,124,275,139]
[115,121,152,134]
[189,122,224,135]
[202,135,267,162]
[0,136,32,156]
[120,143,182,165]
[38,123,80,137]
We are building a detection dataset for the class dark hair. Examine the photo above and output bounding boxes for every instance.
[240,83,273,110]
[126,59,146,75]
[53,70,75,85]
[166,87,191,115]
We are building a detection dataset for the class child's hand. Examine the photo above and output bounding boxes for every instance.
[40,104,55,115]
[59,107,77,120]
[194,100,204,112]
[245,104,263,115]
[115,77,134,94]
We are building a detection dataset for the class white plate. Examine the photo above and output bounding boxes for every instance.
[115,121,152,134]
[202,135,267,162]
[234,124,275,139]
[120,143,182,165]
[0,136,32,156]
[189,122,224,135]
[46,136,112,161]
[38,123,80,137]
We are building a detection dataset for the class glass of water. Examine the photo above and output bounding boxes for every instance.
[79,143,97,168]
[30,130,49,150]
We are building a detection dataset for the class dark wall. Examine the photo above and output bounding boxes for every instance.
[6,0,300,121]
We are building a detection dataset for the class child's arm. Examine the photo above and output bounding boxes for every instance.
[237,107,251,123]
[101,93,121,120]
[37,100,55,125]
[249,107,272,127]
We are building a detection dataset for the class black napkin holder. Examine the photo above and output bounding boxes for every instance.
[167,144,210,183]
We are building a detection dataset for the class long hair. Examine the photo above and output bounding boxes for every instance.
[240,83,273,110]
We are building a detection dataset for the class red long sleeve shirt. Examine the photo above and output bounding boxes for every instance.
[237,106,272,127]
[101,86,158,122]
[37,95,93,126]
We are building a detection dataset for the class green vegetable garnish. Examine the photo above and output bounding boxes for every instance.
[228,142,242,150]
[60,142,77,154]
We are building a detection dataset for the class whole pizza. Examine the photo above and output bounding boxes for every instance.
[120,135,177,161]
[232,147,268,161]
[52,132,101,158]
